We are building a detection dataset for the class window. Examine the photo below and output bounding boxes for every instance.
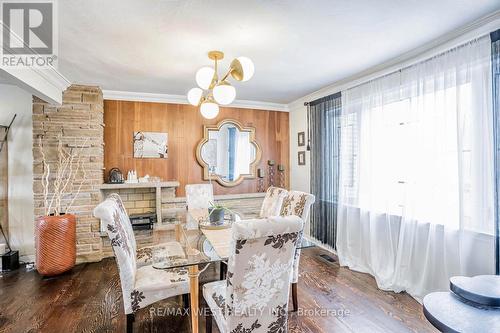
[342,82,486,232]
[339,112,358,205]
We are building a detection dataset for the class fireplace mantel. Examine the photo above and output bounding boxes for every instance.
[98,181,180,190]
[98,181,180,233]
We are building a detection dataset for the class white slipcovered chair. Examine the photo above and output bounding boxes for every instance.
[218,186,288,280]
[203,215,303,333]
[185,183,215,226]
[279,190,316,312]
[93,194,190,333]
[185,183,214,210]
[259,186,288,218]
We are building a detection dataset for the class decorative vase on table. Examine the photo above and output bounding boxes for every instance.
[35,214,76,276]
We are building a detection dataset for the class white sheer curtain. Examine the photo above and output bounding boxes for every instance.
[336,36,495,301]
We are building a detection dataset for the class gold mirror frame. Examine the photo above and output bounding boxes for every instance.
[196,119,262,187]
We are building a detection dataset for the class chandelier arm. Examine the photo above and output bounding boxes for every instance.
[221,67,233,82]
[214,58,219,81]
[197,95,206,107]
[209,58,219,90]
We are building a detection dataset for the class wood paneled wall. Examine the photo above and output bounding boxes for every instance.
[103,100,289,196]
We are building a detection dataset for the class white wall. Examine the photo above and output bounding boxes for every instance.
[289,12,500,197]
[289,107,310,193]
[0,84,34,259]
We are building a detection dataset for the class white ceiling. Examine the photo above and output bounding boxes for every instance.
[58,0,500,104]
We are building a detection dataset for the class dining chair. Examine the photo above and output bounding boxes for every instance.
[259,186,288,218]
[185,183,214,210]
[279,190,316,312]
[217,186,288,281]
[185,183,215,227]
[203,215,304,333]
[94,193,190,333]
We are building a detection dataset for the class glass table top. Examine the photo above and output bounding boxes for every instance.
[152,210,316,270]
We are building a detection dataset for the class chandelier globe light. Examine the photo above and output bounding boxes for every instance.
[200,97,219,119]
[232,56,255,82]
[213,81,236,105]
[195,67,215,90]
[187,87,203,106]
[187,50,254,118]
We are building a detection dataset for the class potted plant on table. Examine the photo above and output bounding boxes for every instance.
[35,137,88,276]
[208,201,234,225]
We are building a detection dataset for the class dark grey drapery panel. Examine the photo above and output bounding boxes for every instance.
[309,92,341,250]
[491,29,500,275]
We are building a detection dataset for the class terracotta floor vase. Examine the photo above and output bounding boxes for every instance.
[35,214,76,276]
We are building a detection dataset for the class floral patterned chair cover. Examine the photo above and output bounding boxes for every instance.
[186,183,215,223]
[218,184,286,276]
[136,241,186,268]
[203,215,303,333]
[280,190,316,284]
[259,186,288,218]
[93,194,189,316]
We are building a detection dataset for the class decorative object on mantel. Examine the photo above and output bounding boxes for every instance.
[298,151,306,166]
[139,174,151,183]
[297,132,305,147]
[35,136,88,276]
[126,170,138,183]
[133,131,168,158]
[187,50,255,119]
[278,164,286,188]
[267,160,275,188]
[257,168,265,193]
[149,176,161,183]
[107,167,124,184]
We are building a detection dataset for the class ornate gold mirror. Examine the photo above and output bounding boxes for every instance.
[196,119,261,187]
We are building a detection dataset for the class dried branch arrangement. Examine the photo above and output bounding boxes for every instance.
[38,136,89,216]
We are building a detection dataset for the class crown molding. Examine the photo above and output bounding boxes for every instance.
[102,90,289,112]
[31,66,72,92]
[1,66,71,105]
[230,99,289,112]
[288,9,500,110]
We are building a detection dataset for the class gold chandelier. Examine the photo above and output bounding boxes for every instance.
[187,50,255,119]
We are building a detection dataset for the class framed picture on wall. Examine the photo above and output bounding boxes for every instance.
[298,131,305,146]
[133,131,168,158]
[298,151,306,166]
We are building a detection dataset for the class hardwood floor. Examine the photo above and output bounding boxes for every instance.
[0,248,436,333]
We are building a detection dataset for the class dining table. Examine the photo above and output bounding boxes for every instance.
[152,209,316,333]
